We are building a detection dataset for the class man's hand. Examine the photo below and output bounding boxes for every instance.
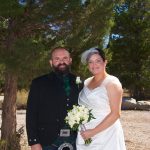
[31,144,42,150]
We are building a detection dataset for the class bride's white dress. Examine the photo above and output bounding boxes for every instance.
[76,75,126,150]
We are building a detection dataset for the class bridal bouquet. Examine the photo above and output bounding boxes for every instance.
[65,105,95,145]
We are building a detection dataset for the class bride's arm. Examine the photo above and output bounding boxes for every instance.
[81,81,123,140]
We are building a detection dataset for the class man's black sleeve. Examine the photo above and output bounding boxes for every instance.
[26,80,40,146]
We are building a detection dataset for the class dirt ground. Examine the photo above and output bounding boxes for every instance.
[120,110,150,150]
[1,110,150,150]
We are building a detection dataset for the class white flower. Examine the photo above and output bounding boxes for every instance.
[65,105,95,131]
[65,105,95,145]
[76,76,82,84]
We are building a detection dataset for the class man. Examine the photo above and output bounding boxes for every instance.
[26,47,83,150]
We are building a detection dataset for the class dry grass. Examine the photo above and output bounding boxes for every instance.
[0,90,28,109]
[16,90,28,109]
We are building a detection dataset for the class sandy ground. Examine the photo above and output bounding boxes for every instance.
[0,110,150,150]
[120,111,150,150]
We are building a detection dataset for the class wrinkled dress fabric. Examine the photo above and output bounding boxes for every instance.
[76,75,126,150]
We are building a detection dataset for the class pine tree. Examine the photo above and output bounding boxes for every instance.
[109,0,150,100]
[0,1,48,148]
[0,0,122,148]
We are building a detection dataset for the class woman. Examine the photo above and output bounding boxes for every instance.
[76,48,126,150]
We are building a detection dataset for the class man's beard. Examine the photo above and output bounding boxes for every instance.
[52,63,70,75]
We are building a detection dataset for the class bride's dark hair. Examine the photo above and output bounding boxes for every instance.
[95,48,106,62]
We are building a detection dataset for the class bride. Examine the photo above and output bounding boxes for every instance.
[76,48,126,150]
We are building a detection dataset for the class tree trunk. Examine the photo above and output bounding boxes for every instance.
[1,71,17,142]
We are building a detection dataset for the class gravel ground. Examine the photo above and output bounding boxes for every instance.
[0,110,150,150]
[120,110,150,150]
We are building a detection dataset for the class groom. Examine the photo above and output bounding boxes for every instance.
[26,47,83,150]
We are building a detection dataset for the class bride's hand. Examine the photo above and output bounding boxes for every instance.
[80,129,95,140]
